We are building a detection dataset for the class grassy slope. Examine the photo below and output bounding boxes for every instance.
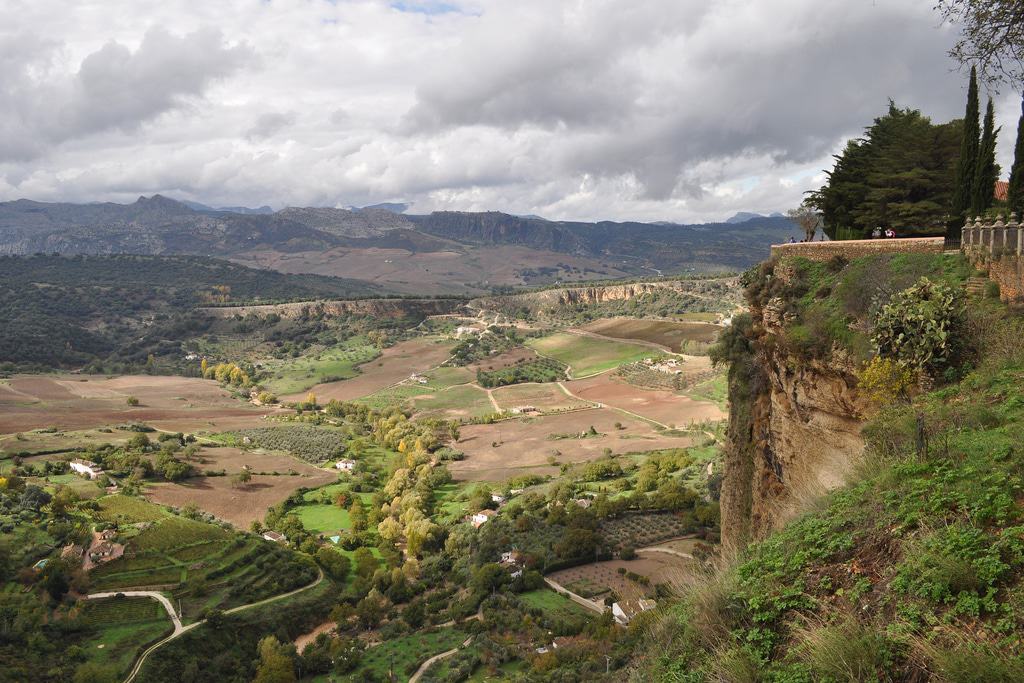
[635,255,1024,681]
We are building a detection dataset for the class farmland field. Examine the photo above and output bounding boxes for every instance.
[548,553,694,604]
[411,384,495,420]
[526,332,657,377]
[490,382,591,413]
[565,373,725,427]
[0,374,274,435]
[600,513,698,549]
[580,317,722,352]
[284,338,453,403]
[449,410,695,482]
[145,446,336,528]
[227,426,348,463]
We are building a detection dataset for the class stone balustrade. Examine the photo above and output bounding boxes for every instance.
[961,213,1023,256]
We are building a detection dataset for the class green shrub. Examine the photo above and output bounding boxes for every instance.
[872,277,965,375]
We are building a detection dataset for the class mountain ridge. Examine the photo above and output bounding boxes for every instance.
[0,194,799,276]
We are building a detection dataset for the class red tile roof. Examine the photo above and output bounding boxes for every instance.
[995,180,1009,202]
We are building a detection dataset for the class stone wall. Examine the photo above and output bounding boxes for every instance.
[770,237,944,262]
[961,213,1024,303]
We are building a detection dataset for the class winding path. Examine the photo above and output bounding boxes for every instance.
[85,591,184,634]
[89,568,324,683]
[636,547,695,560]
[408,635,475,683]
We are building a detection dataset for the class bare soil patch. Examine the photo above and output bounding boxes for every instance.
[283,339,452,403]
[448,409,693,482]
[144,446,335,528]
[565,373,725,426]
[580,318,722,352]
[0,375,274,435]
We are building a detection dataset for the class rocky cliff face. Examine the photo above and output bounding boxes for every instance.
[474,278,738,316]
[720,293,867,550]
[201,298,464,321]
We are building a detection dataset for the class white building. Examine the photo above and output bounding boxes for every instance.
[70,459,104,479]
[612,598,657,625]
[471,509,496,528]
[335,459,356,472]
[262,531,287,543]
[491,493,506,505]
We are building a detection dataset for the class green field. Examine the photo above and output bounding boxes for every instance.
[433,482,470,524]
[293,503,352,533]
[527,333,657,377]
[95,495,171,525]
[517,589,594,621]
[262,339,380,395]
[685,371,728,410]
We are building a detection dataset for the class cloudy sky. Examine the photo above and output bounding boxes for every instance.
[1,0,1020,223]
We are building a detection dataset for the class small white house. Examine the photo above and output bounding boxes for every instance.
[335,459,356,472]
[470,509,496,528]
[70,459,103,479]
[491,493,506,505]
[612,598,657,625]
[262,531,287,543]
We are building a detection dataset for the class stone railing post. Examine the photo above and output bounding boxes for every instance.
[1010,212,1022,256]
[977,217,988,252]
[993,214,1006,256]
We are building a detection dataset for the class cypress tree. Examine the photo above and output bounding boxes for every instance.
[1008,95,1024,217]
[951,66,980,226]
[970,98,1000,216]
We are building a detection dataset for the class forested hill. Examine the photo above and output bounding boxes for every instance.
[0,195,798,273]
[0,254,386,370]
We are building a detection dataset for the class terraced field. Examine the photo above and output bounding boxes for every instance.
[88,498,318,620]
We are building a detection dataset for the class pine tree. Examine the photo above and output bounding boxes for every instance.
[1008,95,1024,217]
[970,98,1000,216]
[951,66,980,225]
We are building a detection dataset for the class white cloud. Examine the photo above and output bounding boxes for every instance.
[0,0,1014,223]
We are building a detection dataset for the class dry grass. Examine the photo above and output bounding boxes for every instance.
[795,616,893,682]
[910,630,1024,683]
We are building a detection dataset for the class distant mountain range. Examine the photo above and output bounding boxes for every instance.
[0,195,799,286]
[725,211,786,224]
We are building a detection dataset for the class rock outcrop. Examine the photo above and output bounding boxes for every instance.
[720,297,867,550]
[473,279,738,317]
